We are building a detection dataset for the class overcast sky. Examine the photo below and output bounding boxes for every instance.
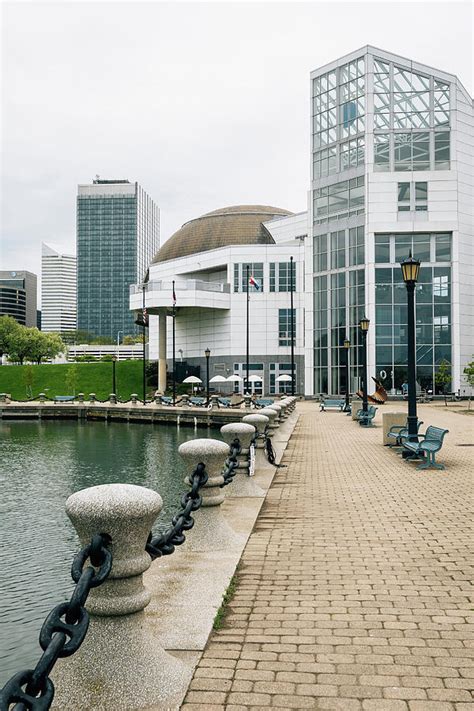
[1,0,472,302]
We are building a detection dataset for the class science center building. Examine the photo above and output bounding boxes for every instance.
[131,46,473,397]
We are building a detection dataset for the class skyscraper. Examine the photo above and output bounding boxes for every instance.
[0,270,37,326]
[41,243,77,333]
[77,178,160,339]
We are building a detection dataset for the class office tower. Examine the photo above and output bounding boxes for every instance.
[0,270,37,326]
[41,243,77,333]
[77,178,160,339]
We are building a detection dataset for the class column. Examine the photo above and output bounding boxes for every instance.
[158,311,167,394]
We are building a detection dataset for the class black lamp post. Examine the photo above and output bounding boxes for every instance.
[343,338,350,412]
[290,255,295,396]
[401,252,421,441]
[112,355,117,396]
[359,317,370,418]
[205,347,210,405]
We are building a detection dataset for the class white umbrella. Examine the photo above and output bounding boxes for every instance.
[183,375,202,395]
[226,374,243,382]
[209,375,227,383]
[248,374,263,382]
[276,374,293,382]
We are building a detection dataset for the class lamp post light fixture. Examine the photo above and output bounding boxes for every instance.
[205,347,211,405]
[112,355,117,396]
[343,338,351,412]
[401,251,421,443]
[359,317,370,419]
[290,255,295,396]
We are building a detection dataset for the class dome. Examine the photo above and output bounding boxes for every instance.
[152,205,293,264]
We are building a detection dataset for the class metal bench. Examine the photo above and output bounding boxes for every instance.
[189,397,206,407]
[320,398,345,412]
[402,425,449,470]
[54,395,75,403]
[387,419,424,447]
[356,404,377,426]
[255,398,274,408]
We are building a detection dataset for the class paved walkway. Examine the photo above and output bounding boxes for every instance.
[181,402,473,711]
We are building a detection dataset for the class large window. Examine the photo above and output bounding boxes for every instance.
[233,263,264,293]
[397,182,428,213]
[375,233,451,264]
[313,146,337,178]
[278,309,296,347]
[349,226,364,266]
[270,262,295,292]
[314,226,364,272]
[313,176,365,222]
[340,137,365,171]
[331,230,346,269]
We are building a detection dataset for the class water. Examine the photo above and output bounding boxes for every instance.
[0,419,215,685]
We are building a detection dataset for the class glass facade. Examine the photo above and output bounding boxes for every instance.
[278,309,296,347]
[270,262,295,292]
[233,263,264,292]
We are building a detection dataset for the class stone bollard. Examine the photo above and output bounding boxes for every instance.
[220,423,265,498]
[278,401,289,419]
[77,392,85,404]
[109,393,117,404]
[258,407,279,433]
[39,392,46,403]
[89,393,96,403]
[210,394,220,410]
[351,399,361,420]
[178,439,244,550]
[0,393,6,403]
[51,484,187,710]
[242,413,269,448]
[244,394,252,409]
[131,393,138,405]
[267,403,282,423]
[180,394,190,407]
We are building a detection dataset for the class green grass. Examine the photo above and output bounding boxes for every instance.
[0,361,148,400]
[213,575,238,630]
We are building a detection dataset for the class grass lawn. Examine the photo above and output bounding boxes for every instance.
[0,361,148,400]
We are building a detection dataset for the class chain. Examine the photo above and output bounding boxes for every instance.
[0,534,112,711]
[146,463,208,559]
[220,438,241,487]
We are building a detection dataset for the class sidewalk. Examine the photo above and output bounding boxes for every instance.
[181,402,474,711]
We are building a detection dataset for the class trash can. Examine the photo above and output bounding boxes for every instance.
[382,412,407,445]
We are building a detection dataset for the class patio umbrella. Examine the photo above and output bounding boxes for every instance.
[209,375,227,383]
[183,375,202,395]
[248,375,263,382]
[226,374,243,382]
[276,374,293,382]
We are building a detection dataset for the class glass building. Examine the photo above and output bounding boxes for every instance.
[306,46,473,396]
[0,270,37,327]
[77,179,160,339]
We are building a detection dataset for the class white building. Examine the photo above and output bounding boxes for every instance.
[131,47,473,397]
[41,243,77,333]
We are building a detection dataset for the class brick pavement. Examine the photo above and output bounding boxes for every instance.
[181,403,474,711]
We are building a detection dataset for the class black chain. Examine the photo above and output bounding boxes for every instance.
[265,435,276,465]
[146,463,208,559]
[220,438,241,487]
[0,533,112,711]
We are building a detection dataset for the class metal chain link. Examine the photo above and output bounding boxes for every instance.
[0,533,112,711]
[146,463,208,559]
[220,438,241,487]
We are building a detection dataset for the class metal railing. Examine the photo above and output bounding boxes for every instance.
[130,279,230,295]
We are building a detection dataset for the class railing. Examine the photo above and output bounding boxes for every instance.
[130,279,230,295]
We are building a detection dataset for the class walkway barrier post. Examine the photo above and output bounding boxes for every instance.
[258,407,279,433]
[220,423,265,497]
[0,393,7,403]
[39,392,46,403]
[267,403,282,423]
[180,394,190,407]
[131,393,138,405]
[178,439,244,550]
[52,483,187,710]
[277,400,288,420]
[89,393,96,403]
[210,394,220,410]
[109,393,117,405]
[77,392,85,404]
[154,393,161,405]
[242,413,269,448]
[244,394,252,409]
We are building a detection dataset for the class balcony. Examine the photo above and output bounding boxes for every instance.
[130,279,231,312]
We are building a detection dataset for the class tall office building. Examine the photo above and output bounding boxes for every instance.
[0,270,37,326]
[77,178,160,339]
[41,243,77,333]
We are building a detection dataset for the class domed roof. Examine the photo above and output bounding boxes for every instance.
[152,205,293,264]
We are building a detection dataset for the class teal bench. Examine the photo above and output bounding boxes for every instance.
[159,396,173,405]
[387,419,424,447]
[402,425,449,470]
[356,405,377,426]
[320,398,345,412]
[255,398,274,408]
[54,395,75,403]
[189,397,206,407]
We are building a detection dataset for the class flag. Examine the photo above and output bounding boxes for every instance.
[134,307,149,328]
[249,275,261,291]
[172,285,177,306]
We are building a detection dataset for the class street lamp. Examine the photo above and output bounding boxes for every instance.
[343,338,350,413]
[401,251,421,442]
[290,255,295,396]
[359,317,370,420]
[112,355,117,395]
[205,348,211,405]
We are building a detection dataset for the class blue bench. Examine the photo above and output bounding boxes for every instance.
[218,397,231,408]
[255,398,274,408]
[402,425,449,470]
[356,405,377,426]
[54,395,75,403]
[387,420,423,447]
[189,397,206,407]
[159,396,173,405]
[320,398,345,412]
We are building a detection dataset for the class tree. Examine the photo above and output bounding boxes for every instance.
[43,333,65,362]
[0,315,21,361]
[435,360,452,406]
[23,365,34,398]
[65,364,79,396]
[7,327,35,365]
[463,358,474,410]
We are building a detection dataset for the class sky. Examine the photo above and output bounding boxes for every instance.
[1,0,472,304]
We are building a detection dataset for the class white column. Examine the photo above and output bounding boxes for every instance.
[158,312,167,393]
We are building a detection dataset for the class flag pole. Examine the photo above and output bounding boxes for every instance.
[290,256,295,396]
[246,264,250,395]
[142,283,146,404]
[172,280,176,406]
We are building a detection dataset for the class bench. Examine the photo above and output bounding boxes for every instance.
[387,419,424,447]
[54,395,75,403]
[189,397,206,407]
[402,425,449,470]
[356,405,377,426]
[320,398,345,412]
[158,396,173,405]
[255,398,274,408]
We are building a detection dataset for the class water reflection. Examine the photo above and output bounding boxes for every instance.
[0,420,215,684]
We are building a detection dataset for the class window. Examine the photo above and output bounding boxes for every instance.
[279,309,296,347]
[314,176,365,221]
[313,146,337,178]
[375,233,451,264]
[233,263,264,292]
[397,182,428,212]
[340,137,365,171]
[434,131,450,169]
[270,262,295,292]
[349,226,364,266]
[313,233,328,272]
[435,233,451,261]
[375,234,391,263]
[331,230,346,269]
[374,134,390,171]
[394,132,430,171]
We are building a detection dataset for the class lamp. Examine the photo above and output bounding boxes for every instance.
[359,317,370,332]
[205,348,211,405]
[358,318,369,421]
[343,338,350,349]
[400,251,421,443]
[400,251,421,284]
[343,338,350,412]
